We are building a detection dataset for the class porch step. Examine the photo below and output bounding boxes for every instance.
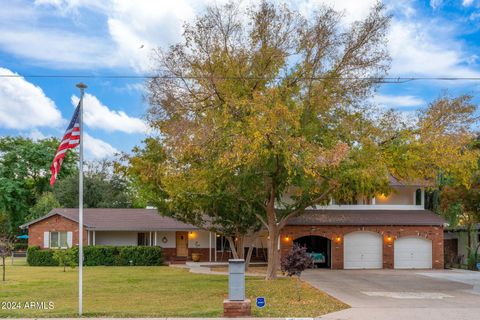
[169,256,188,265]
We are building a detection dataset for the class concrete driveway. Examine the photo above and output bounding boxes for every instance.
[301,269,480,320]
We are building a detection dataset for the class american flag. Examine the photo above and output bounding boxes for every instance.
[50,102,81,186]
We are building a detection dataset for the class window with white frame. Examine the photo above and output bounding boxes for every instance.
[50,231,68,248]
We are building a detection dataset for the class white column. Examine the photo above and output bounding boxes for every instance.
[421,188,425,207]
[93,231,96,246]
[87,231,90,245]
[209,232,212,262]
[214,233,217,262]
[372,197,376,205]
[154,232,157,246]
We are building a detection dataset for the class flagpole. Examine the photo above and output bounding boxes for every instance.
[76,82,87,317]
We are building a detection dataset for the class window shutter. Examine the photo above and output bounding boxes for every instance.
[67,232,73,248]
[43,232,50,248]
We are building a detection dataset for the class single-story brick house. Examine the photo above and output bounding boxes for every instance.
[21,177,445,269]
[20,208,268,262]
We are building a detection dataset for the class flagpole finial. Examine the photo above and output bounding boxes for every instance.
[76,82,88,90]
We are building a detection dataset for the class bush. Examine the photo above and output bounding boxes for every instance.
[83,246,120,266]
[53,249,76,271]
[117,246,163,266]
[27,246,163,266]
[27,246,57,266]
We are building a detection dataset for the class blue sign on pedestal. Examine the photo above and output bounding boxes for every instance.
[256,297,266,308]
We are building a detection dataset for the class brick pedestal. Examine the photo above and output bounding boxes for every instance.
[223,299,251,317]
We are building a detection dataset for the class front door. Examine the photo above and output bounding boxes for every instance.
[176,231,188,257]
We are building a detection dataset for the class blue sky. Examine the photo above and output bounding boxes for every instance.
[0,0,480,159]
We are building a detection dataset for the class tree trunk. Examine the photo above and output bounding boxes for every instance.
[2,256,5,281]
[245,242,255,272]
[227,237,239,259]
[265,226,280,280]
[227,235,246,260]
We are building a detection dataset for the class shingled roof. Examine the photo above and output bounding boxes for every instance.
[286,209,445,226]
[20,208,199,231]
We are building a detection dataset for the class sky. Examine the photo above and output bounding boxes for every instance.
[0,0,480,159]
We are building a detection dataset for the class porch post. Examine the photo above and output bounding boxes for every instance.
[87,231,90,245]
[209,232,212,262]
[93,231,96,246]
[214,232,217,262]
[154,232,157,246]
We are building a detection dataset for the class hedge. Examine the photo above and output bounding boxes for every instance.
[27,246,57,266]
[27,246,163,266]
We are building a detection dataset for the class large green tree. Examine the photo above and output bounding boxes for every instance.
[135,1,392,279]
[0,137,77,230]
[55,160,143,209]
[130,1,478,279]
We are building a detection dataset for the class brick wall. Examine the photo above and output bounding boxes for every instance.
[28,214,87,248]
[280,225,444,269]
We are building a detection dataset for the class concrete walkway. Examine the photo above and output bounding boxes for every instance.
[170,262,268,277]
[302,269,480,320]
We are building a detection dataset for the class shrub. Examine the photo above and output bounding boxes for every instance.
[27,246,57,266]
[83,246,119,266]
[117,246,163,266]
[281,244,314,301]
[53,249,76,271]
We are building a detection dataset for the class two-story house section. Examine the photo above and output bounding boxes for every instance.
[282,176,445,269]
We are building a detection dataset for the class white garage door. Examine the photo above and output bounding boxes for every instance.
[394,237,432,269]
[344,232,383,269]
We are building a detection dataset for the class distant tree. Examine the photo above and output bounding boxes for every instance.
[281,244,314,301]
[0,137,77,230]
[55,160,143,208]
[26,192,60,222]
[52,249,76,272]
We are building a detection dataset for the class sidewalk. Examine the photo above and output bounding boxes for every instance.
[171,262,269,277]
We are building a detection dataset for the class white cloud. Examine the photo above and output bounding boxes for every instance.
[388,20,480,78]
[0,67,64,129]
[71,93,147,133]
[429,0,443,9]
[0,28,120,70]
[84,132,118,159]
[107,0,196,72]
[28,129,47,141]
[5,0,480,81]
[373,94,425,108]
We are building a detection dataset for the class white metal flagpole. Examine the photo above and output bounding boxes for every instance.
[76,82,87,316]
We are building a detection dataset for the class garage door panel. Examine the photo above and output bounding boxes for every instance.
[344,232,383,269]
[394,237,432,269]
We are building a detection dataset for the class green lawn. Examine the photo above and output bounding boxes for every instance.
[0,260,347,318]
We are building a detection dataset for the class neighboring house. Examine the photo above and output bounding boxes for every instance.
[21,176,445,269]
[444,224,480,266]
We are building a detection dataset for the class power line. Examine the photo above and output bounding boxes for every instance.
[0,74,480,83]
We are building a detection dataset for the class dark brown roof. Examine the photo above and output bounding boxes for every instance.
[287,209,445,226]
[21,208,199,231]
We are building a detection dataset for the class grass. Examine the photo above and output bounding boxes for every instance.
[0,259,348,318]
